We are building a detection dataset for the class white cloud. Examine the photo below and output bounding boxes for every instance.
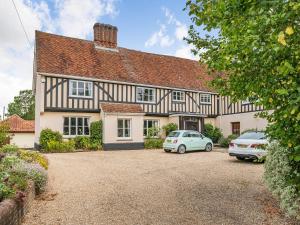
[0,0,119,114]
[175,45,197,60]
[145,24,174,48]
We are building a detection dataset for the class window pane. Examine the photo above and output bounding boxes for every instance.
[72,81,77,89]
[78,88,84,96]
[125,120,130,128]
[84,118,89,126]
[78,81,84,89]
[71,127,76,135]
[124,128,130,137]
[64,118,69,126]
[84,127,90,135]
[78,126,83,135]
[85,83,92,96]
[63,126,69,135]
[144,128,147,136]
[72,88,77,96]
[118,120,123,129]
[71,118,76,126]
[78,118,83,126]
[118,129,123,137]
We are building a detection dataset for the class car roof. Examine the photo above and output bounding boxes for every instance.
[174,130,201,133]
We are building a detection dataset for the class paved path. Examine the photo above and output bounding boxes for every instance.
[23,150,295,225]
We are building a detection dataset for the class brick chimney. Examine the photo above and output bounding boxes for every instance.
[93,23,118,49]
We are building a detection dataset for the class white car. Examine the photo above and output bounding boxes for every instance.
[228,132,268,161]
[163,130,213,154]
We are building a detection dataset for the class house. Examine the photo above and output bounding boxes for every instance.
[33,23,268,150]
[2,115,35,148]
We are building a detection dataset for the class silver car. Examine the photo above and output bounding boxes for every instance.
[228,132,268,161]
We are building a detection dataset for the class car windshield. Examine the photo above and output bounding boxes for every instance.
[237,132,265,140]
[168,131,181,137]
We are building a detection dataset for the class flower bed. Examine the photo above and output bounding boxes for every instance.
[0,144,48,225]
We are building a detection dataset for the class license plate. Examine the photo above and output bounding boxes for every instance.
[237,144,248,148]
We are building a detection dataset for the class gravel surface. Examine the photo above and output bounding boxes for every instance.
[22,150,297,225]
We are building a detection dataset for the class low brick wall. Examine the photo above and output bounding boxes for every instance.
[0,182,35,225]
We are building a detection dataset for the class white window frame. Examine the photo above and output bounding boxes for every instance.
[172,91,184,102]
[200,94,211,104]
[63,116,90,137]
[143,119,159,137]
[117,119,131,139]
[136,87,156,103]
[69,80,93,98]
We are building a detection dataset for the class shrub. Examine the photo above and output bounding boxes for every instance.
[219,134,238,148]
[0,182,15,201]
[203,124,222,143]
[18,150,48,170]
[74,136,90,150]
[90,121,102,145]
[44,140,75,153]
[162,123,178,136]
[39,129,62,150]
[146,127,161,138]
[264,142,300,219]
[0,144,19,154]
[88,142,102,151]
[13,162,47,194]
[0,122,9,147]
[144,138,164,149]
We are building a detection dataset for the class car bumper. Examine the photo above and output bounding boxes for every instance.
[163,143,178,152]
[228,148,267,159]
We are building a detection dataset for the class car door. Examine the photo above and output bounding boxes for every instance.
[190,132,206,150]
[182,132,193,151]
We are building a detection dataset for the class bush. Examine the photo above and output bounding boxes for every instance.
[162,123,178,136]
[40,129,62,150]
[18,150,48,170]
[219,134,238,148]
[0,144,19,154]
[144,138,164,149]
[44,140,75,153]
[264,142,300,219]
[74,136,90,150]
[90,121,102,145]
[0,122,9,147]
[13,161,47,194]
[0,183,15,201]
[203,124,222,143]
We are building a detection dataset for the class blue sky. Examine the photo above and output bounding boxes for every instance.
[0,0,207,115]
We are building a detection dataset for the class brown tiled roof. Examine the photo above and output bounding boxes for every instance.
[35,31,216,92]
[100,103,144,114]
[2,115,34,133]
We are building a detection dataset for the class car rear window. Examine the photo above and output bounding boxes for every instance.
[168,131,180,137]
[237,132,265,140]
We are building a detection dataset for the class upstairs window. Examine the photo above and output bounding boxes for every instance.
[172,91,184,102]
[69,80,93,98]
[200,94,211,104]
[63,117,90,136]
[136,87,155,103]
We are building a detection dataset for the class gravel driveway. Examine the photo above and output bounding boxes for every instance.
[23,150,295,225]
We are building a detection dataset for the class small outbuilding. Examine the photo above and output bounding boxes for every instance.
[3,115,35,149]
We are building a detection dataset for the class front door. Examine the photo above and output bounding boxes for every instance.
[185,121,198,131]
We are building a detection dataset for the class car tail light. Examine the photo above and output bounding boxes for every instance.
[229,142,234,147]
[173,139,178,144]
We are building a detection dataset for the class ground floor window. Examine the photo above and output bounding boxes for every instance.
[143,120,159,137]
[231,122,240,135]
[118,119,131,138]
[63,117,90,136]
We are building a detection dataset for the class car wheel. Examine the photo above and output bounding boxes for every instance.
[177,145,186,154]
[164,149,171,153]
[205,143,212,152]
[236,156,245,160]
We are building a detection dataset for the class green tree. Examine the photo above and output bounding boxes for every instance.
[7,90,35,120]
[185,0,300,217]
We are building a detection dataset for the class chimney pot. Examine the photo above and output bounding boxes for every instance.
[93,23,118,48]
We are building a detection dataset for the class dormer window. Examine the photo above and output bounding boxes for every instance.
[69,80,93,98]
